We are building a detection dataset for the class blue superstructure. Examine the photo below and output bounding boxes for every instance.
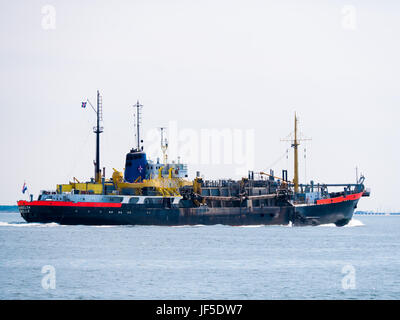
[124,150,147,182]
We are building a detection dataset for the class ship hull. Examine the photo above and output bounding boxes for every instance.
[293,198,358,226]
[18,204,290,226]
[17,198,359,227]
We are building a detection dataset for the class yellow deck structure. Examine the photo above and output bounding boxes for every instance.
[57,168,192,196]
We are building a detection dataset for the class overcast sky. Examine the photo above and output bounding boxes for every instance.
[0,0,399,211]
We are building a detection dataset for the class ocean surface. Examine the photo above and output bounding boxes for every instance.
[0,211,399,300]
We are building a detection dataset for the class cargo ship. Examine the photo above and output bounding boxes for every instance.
[18,91,370,226]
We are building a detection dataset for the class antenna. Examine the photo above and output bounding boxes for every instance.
[83,91,104,184]
[93,91,104,183]
[304,147,307,184]
[355,166,359,184]
[159,127,168,165]
[133,101,143,151]
[133,113,136,149]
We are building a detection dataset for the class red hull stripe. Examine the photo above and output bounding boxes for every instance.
[17,200,122,208]
[316,192,363,205]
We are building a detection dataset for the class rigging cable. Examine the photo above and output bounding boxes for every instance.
[263,149,289,173]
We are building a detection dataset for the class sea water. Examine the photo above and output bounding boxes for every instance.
[0,211,399,299]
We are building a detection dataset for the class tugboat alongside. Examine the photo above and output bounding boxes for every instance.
[18,91,370,226]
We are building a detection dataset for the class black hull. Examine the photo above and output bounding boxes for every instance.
[293,198,358,226]
[18,199,359,227]
[19,205,290,226]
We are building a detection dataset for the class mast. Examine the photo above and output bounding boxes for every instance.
[159,127,168,165]
[94,90,103,183]
[281,112,311,194]
[134,100,143,151]
[292,113,299,193]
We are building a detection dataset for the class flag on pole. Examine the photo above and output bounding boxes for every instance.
[22,182,28,194]
[81,102,87,108]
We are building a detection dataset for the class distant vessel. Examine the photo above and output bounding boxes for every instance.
[18,91,370,226]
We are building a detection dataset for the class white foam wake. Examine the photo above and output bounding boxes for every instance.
[237,224,265,228]
[318,218,365,228]
[171,224,206,228]
[344,218,365,227]
[91,225,118,228]
[0,221,61,227]
[317,223,336,227]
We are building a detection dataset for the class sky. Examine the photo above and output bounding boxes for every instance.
[0,0,399,212]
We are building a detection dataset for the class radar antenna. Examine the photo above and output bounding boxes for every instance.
[159,127,168,165]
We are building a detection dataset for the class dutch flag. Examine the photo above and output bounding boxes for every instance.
[22,182,27,194]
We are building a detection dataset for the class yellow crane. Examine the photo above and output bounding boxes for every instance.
[258,171,290,182]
